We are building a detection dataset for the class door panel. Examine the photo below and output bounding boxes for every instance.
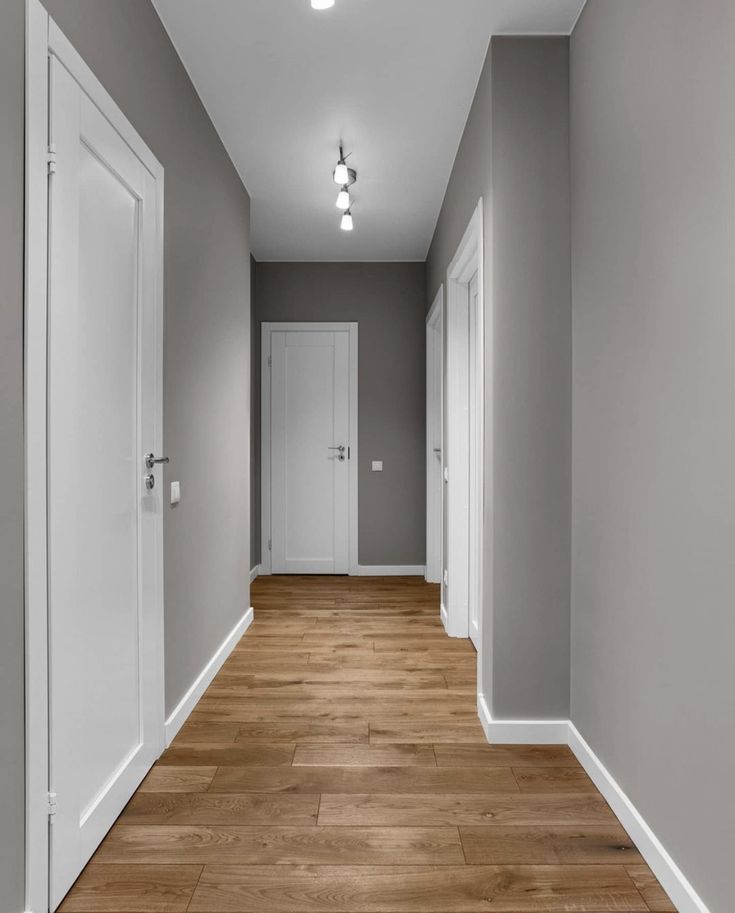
[270,329,351,574]
[468,272,481,650]
[47,57,163,909]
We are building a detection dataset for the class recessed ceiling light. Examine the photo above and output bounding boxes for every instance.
[311,0,335,9]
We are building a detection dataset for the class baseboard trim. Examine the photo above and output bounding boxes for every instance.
[475,696,710,913]
[476,694,569,744]
[164,607,253,745]
[356,565,426,576]
[440,603,448,628]
[568,723,711,913]
[249,564,260,583]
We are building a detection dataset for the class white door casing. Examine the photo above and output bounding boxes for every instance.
[445,201,485,657]
[25,7,165,911]
[261,323,358,575]
[426,288,443,586]
[468,271,481,650]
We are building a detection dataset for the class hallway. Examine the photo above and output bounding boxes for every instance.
[60,577,674,912]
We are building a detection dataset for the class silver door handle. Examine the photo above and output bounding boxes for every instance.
[145,453,169,469]
[328,446,345,453]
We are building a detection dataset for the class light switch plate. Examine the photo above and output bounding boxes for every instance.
[371,461,383,472]
[170,480,181,505]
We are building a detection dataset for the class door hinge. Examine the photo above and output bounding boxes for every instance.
[47,791,57,819]
[268,538,272,552]
[47,144,57,175]
[267,355,272,367]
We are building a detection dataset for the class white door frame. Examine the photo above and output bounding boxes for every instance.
[24,4,165,910]
[445,200,486,651]
[260,322,359,576]
[425,286,443,586]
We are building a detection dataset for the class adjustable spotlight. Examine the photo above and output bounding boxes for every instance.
[336,186,351,210]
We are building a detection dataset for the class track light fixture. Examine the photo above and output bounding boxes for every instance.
[332,143,358,232]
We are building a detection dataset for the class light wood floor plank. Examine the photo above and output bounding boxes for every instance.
[513,766,598,793]
[119,793,320,826]
[434,744,579,767]
[159,743,295,767]
[626,865,678,912]
[57,864,202,912]
[94,825,465,865]
[460,824,644,864]
[317,793,618,826]
[293,744,437,767]
[209,765,520,794]
[138,766,216,793]
[188,864,648,912]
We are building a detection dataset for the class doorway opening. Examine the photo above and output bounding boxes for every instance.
[444,200,486,661]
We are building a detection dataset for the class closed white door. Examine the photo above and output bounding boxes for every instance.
[468,272,481,650]
[47,55,164,908]
[269,328,352,573]
[426,298,443,585]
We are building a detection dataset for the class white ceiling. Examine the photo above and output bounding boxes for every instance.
[153,0,585,261]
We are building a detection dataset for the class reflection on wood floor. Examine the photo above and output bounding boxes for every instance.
[60,575,677,912]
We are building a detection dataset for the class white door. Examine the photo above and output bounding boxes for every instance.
[468,272,481,650]
[47,55,164,908]
[426,294,443,584]
[268,327,353,574]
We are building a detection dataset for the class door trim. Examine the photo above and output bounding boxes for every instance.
[444,200,488,693]
[425,286,443,586]
[24,4,165,910]
[260,322,359,576]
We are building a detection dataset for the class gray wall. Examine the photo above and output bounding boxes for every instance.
[570,2,735,910]
[426,37,571,719]
[253,262,427,567]
[0,2,27,909]
[42,0,252,718]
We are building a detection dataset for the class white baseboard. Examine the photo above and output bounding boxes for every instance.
[164,607,253,745]
[440,603,448,628]
[475,695,710,913]
[476,694,569,744]
[356,565,426,576]
[568,723,710,913]
[249,564,260,583]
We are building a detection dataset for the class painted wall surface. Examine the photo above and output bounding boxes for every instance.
[570,3,735,910]
[426,37,571,719]
[253,262,427,568]
[0,2,27,909]
[43,0,252,717]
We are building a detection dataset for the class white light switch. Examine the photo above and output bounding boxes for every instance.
[170,481,181,505]
[371,461,383,472]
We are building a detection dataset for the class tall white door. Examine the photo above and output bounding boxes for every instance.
[468,272,481,650]
[426,299,443,585]
[47,56,164,908]
[269,328,352,573]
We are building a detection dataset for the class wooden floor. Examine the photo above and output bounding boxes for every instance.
[60,576,677,912]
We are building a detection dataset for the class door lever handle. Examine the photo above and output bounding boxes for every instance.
[145,453,170,470]
[328,445,345,453]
